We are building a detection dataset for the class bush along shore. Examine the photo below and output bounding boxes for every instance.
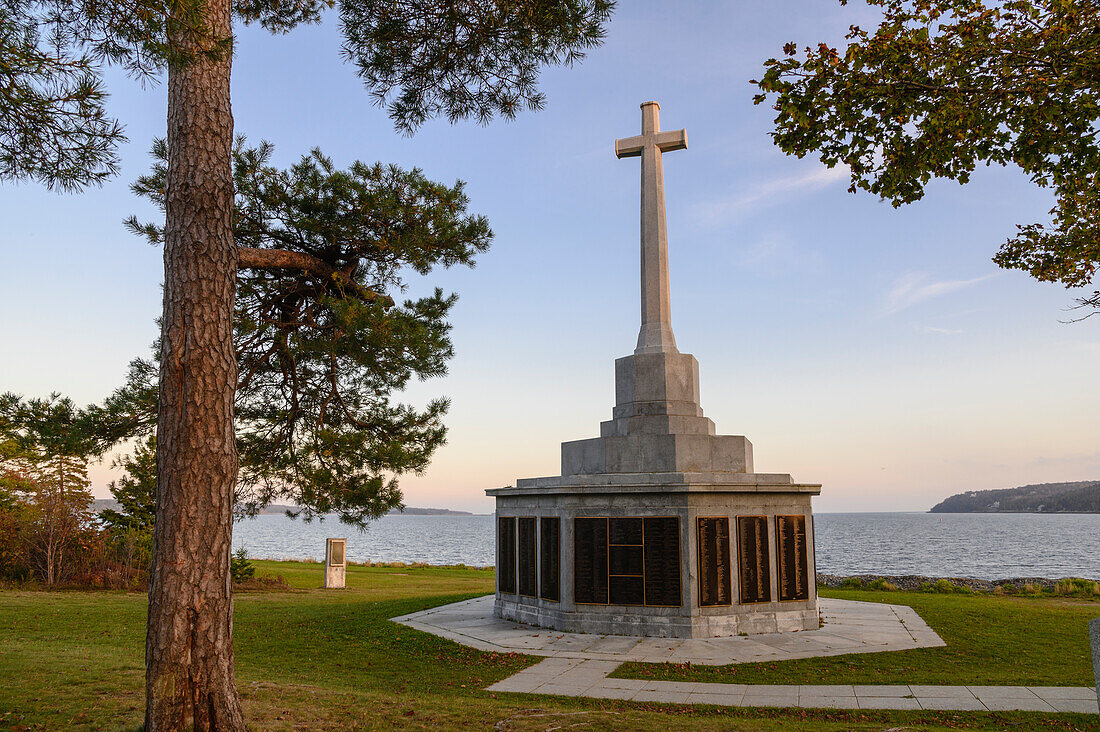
[818,573,1100,595]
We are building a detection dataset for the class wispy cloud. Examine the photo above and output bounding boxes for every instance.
[921,326,965,335]
[884,272,998,315]
[736,232,824,272]
[693,164,849,226]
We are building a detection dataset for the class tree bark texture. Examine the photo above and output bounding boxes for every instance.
[146,0,245,727]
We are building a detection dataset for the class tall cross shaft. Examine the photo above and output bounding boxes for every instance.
[616,101,687,354]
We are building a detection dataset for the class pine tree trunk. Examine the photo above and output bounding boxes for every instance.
[145,0,244,727]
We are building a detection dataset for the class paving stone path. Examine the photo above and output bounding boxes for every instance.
[394,596,1098,714]
[486,657,1098,713]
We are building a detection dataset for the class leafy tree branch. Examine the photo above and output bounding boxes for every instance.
[754,0,1100,312]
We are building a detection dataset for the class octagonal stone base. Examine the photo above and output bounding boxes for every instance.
[488,473,819,639]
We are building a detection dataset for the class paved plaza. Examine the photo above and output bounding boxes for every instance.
[394,595,943,663]
[393,595,1099,714]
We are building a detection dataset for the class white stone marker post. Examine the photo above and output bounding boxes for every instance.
[324,537,347,589]
[1091,617,1100,713]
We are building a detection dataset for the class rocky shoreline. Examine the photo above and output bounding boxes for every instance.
[817,573,1098,592]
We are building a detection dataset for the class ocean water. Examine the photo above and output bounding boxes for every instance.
[231,511,1100,580]
[234,513,496,567]
[812,512,1100,579]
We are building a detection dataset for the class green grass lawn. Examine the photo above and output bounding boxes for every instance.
[0,563,1096,731]
[612,587,1100,688]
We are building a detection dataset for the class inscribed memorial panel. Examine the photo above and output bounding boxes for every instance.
[775,515,810,601]
[540,517,560,601]
[642,516,681,606]
[574,517,608,604]
[737,516,771,604]
[608,518,644,605]
[697,517,732,606]
[518,517,536,597]
[609,517,643,545]
[497,517,516,594]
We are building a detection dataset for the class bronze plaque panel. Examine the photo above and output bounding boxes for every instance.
[539,517,560,601]
[608,518,644,605]
[609,517,643,545]
[574,518,608,604]
[697,517,732,606]
[609,575,645,605]
[497,516,516,594]
[775,515,810,601]
[518,517,536,597]
[643,517,681,606]
[737,516,771,604]
[609,545,644,576]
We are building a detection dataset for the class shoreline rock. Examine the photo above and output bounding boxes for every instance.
[817,574,1099,592]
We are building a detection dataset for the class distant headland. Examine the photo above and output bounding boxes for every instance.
[256,504,480,516]
[930,481,1100,513]
[90,500,481,517]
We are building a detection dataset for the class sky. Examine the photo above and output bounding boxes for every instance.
[1,1,1097,514]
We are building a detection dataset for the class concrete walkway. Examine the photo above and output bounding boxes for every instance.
[487,657,1099,713]
[394,595,944,664]
[393,596,1098,715]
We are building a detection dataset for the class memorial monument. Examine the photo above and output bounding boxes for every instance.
[487,102,821,638]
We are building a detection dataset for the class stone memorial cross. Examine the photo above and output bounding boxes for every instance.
[488,102,822,638]
[616,101,688,355]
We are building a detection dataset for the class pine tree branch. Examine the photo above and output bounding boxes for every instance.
[235,247,393,306]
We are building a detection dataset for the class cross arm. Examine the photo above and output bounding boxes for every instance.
[615,135,645,159]
[655,129,687,152]
[615,129,688,159]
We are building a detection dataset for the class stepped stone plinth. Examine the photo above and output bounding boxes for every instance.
[487,102,820,638]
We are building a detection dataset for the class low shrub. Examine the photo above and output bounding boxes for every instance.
[1053,578,1100,597]
[230,547,256,582]
[923,579,970,594]
[234,573,292,592]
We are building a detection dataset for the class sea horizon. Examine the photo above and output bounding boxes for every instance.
[232,511,1100,580]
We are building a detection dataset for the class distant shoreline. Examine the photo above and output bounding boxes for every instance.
[924,510,1100,515]
[91,499,488,517]
[256,505,488,517]
[929,480,1099,514]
